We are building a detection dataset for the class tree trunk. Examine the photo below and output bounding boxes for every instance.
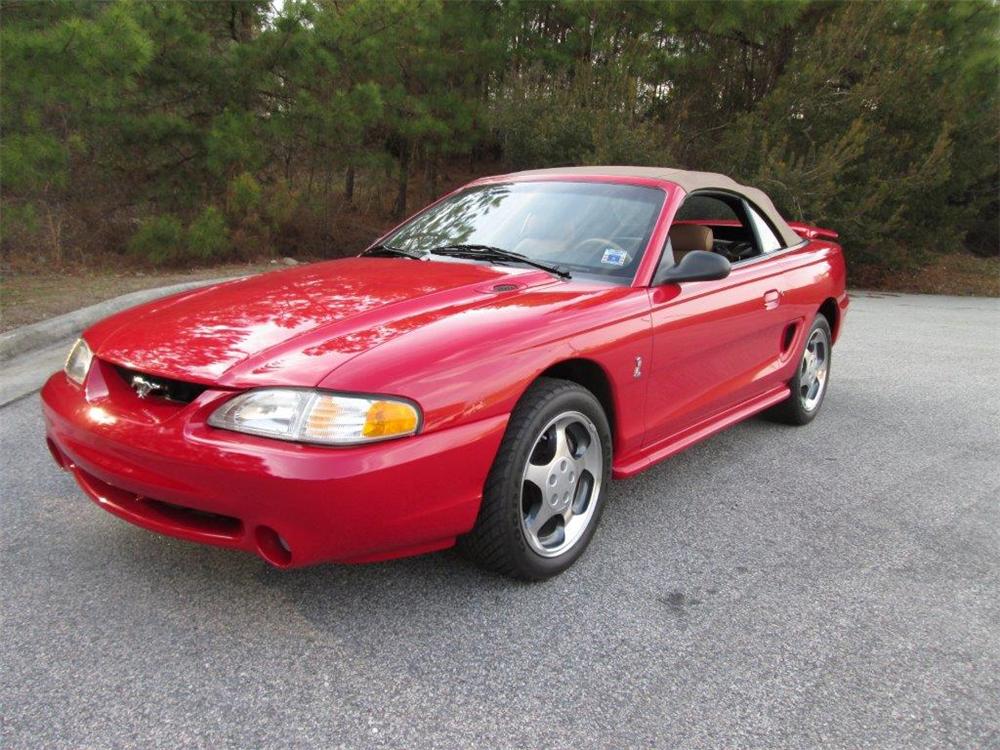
[44,203,64,266]
[394,145,410,219]
[427,156,438,201]
[345,165,355,204]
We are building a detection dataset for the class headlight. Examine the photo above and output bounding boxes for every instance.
[207,389,421,445]
[64,338,93,385]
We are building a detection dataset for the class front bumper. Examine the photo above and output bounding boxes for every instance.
[41,363,507,567]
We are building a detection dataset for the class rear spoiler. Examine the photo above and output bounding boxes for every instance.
[787,221,839,240]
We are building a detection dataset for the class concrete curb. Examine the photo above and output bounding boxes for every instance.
[0,276,237,363]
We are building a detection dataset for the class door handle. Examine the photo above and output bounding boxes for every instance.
[763,290,781,310]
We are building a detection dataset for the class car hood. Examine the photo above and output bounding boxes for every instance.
[89,258,562,387]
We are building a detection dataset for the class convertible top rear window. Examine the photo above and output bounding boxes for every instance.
[387,181,665,280]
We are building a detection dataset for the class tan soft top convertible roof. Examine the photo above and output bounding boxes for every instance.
[502,165,802,247]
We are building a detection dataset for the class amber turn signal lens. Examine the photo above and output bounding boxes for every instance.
[363,400,420,438]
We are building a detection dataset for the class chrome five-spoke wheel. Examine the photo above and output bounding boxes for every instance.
[520,411,603,557]
[799,326,830,412]
[766,312,833,425]
[461,377,611,580]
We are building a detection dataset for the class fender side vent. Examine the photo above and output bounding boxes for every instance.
[492,283,519,292]
[781,322,799,354]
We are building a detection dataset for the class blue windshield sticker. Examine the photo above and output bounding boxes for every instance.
[601,248,628,266]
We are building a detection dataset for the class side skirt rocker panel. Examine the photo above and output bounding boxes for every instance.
[611,384,791,479]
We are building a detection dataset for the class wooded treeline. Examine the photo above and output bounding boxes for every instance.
[2,0,997,274]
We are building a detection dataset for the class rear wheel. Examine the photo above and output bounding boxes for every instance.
[767,313,832,425]
[460,377,611,580]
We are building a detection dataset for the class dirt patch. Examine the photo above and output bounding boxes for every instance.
[0,263,277,332]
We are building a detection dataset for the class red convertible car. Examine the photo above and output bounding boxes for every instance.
[42,166,847,580]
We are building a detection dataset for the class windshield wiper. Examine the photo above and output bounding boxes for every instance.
[429,244,571,279]
[361,243,424,260]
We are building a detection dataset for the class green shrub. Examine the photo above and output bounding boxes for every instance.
[187,206,229,261]
[263,179,297,230]
[228,172,262,218]
[0,202,39,238]
[127,214,184,266]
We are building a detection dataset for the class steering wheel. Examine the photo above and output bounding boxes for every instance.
[718,241,756,262]
[574,237,629,267]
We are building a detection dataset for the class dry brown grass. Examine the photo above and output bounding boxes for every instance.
[0,263,276,333]
[851,252,1000,297]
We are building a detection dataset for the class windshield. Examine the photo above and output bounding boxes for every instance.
[385,181,665,280]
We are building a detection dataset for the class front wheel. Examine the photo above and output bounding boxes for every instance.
[459,377,612,580]
[767,313,832,425]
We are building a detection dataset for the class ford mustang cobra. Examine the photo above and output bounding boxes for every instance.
[42,166,848,580]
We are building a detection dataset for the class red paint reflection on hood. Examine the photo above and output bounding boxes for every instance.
[93,258,550,386]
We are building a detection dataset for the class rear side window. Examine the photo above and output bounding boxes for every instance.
[675,195,738,221]
[746,204,783,253]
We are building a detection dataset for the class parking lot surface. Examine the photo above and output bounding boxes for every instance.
[2,292,998,748]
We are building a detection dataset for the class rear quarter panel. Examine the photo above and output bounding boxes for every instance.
[748,238,848,372]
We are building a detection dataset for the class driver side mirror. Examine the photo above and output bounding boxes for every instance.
[656,250,731,285]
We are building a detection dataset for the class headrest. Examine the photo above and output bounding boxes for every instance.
[669,224,713,254]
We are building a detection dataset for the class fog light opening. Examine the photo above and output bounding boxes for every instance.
[46,438,70,470]
[255,525,292,567]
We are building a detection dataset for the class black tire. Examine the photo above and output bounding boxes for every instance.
[766,313,833,425]
[459,377,612,581]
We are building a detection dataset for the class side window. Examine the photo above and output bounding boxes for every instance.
[746,204,783,253]
[671,192,758,262]
[674,195,738,222]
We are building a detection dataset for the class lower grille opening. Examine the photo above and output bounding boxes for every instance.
[74,467,243,541]
[144,499,243,537]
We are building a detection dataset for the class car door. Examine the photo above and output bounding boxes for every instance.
[641,196,802,448]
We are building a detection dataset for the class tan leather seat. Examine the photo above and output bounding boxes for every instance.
[668,225,713,264]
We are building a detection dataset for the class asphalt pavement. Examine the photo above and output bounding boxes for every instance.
[2,292,998,749]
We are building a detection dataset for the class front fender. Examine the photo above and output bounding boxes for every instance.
[317,287,653,459]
